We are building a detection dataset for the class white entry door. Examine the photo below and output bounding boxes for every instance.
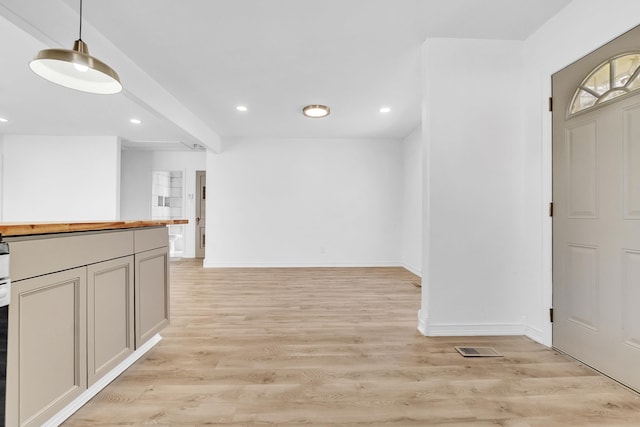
[552,25,640,391]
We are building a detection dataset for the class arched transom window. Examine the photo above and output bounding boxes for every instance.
[569,53,640,116]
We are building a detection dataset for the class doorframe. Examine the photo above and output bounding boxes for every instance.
[542,74,554,347]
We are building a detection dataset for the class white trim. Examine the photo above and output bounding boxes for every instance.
[420,41,432,347]
[202,260,403,268]
[541,71,554,348]
[42,334,162,427]
[424,323,525,337]
[418,311,545,343]
[401,263,422,277]
[524,324,547,345]
[417,309,429,335]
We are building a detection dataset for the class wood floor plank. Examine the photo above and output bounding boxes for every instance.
[63,261,640,425]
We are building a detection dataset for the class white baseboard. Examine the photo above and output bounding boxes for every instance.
[401,263,422,277]
[419,321,526,337]
[202,260,403,268]
[524,325,549,346]
[417,309,428,335]
[426,323,525,336]
[418,311,551,344]
[43,334,162,427]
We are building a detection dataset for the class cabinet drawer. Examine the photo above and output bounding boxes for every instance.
[9,231,134,282]
[134,227,168,253]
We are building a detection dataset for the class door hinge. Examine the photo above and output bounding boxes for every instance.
[549,308,554,323]
[549,202,553,217]
[548,97,553,112]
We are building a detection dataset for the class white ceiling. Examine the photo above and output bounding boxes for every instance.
[0,0,572,149]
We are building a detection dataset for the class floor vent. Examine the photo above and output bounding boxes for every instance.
[455,346,502,357]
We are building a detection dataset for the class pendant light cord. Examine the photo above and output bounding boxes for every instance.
[78,0,83,40]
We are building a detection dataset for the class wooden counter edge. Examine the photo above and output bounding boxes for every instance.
[0,219,189,237]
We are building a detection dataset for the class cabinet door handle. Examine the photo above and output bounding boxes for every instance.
[196,217,200,225]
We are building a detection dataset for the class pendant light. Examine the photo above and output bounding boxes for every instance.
[29,0,122,94]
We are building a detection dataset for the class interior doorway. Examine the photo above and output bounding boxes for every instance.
[552,25,640,391]
[195,170,206,258]
[151,170,185,257]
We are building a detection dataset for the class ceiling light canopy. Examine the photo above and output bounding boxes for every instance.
[379,107,391,113]
[130,118,142,124]
[303,104,330,118]
[236,105,248,112]
[29,0,122,95]
[0,117,8,123]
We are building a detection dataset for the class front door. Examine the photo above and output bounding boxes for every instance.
[552,25,640,391]
[195,170,206,258]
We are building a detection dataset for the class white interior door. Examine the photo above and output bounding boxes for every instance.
[195,170,206,258]
[552,25,640,391]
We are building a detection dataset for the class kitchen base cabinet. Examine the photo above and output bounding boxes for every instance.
[135,247,169,348]
[6,267,87,427]
[5,225,172,426]
[87,256,135,386]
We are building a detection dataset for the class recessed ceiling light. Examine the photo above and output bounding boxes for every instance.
[379,107,391,113]
[303,104,330,118]
[236,105,248,112]
[130,118,142,124]
[0,117,8,123]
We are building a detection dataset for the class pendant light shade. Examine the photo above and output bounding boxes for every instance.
[29,1,122,94]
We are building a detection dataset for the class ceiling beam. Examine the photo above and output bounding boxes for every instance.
[0,0,222,152]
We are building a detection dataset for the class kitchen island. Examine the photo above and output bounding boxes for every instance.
[1,220,186,427]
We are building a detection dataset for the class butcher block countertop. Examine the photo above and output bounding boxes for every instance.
[0,219,188,237]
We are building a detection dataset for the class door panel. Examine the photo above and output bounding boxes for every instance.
[567,122,598,218]
[565,244,599,331]
[552,24,640,391]
[622,250,640,347]
[623,105,640,218]
[195,170,206,258]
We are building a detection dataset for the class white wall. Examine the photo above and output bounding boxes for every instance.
[2,135,121,221]
[120,149,206,258]
[121,150,153,220]
[400,126,422,276]
[520,0,640,345]
[417,0,640,344]
[419,39,525,336]
[205,137,403,267]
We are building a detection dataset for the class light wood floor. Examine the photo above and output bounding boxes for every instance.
[64,260,640,426]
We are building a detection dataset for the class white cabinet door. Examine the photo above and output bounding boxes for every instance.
[87,256,135,386]
[135,247,169,348]
[6,267,87,427]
